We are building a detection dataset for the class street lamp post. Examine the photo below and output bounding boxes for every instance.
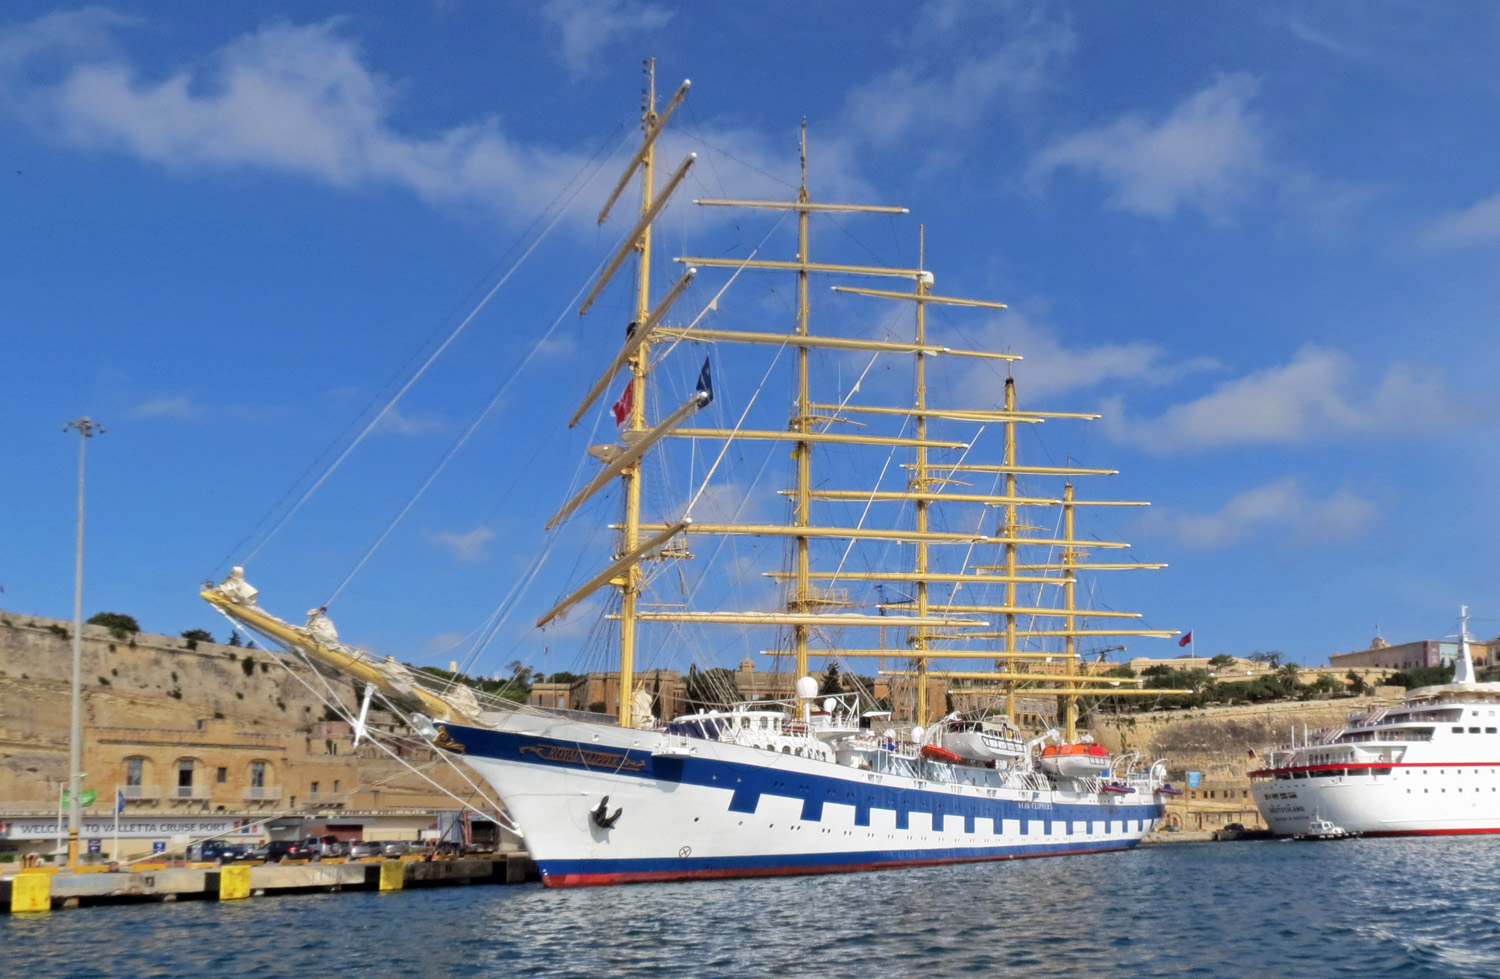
[63,416,103,868]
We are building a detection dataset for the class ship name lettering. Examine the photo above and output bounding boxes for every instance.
[519,744,646,771]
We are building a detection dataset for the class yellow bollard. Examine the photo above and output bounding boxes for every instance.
[219,864,252,901]
[11,873,52,913]
[378,860,404,891]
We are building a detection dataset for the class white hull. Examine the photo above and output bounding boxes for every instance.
[449,710,1165,886]
[1251,680,1500,838]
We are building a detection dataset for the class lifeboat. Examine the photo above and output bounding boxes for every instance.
[1038,742,1112,778]
[1101,782,1136,794]
[1154,784,1184,796]
[920,744,965,765]
[938,718,1027,764]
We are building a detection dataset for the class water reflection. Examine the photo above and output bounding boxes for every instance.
[5,839,1500,978]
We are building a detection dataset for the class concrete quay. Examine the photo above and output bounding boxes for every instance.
[1,855,538,912]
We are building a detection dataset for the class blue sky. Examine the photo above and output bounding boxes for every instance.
[3,1,1499,679]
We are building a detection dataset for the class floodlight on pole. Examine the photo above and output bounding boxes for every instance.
[62,416,103,868]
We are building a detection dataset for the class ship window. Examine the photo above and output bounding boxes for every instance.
[1471,727,1483,734]
[1488,728,1497,734]
[1454,727,1464,734]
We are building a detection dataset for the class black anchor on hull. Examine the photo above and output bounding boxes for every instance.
[591,795,623,829]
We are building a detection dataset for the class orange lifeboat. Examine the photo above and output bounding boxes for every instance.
[920,744,965,765]
[1038,742,1112,778]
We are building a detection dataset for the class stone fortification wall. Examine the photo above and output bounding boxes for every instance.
[0,613,472,821]
[0,614,329,739]
[1090,697,1399,780]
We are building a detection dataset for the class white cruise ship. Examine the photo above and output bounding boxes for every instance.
[1250,611,1500,837]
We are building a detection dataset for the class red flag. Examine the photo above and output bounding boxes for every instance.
[1178,631,1193,648]
[610,379,633,425]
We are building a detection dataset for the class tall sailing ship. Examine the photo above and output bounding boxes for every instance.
[203,66,1184,886]
[1251,608,1500,837]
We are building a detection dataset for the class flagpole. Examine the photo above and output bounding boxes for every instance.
[113,784,121,866]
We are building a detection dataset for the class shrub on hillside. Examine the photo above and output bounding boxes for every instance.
[88,612,140,640]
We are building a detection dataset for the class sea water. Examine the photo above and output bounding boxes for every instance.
[4,837,1499,978]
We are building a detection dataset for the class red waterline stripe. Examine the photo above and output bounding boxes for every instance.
[1361,827,1500,838]
[541,847,1132,888]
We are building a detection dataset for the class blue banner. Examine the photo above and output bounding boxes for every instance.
[1187,771,1201,788]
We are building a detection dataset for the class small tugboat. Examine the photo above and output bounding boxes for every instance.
[1294,813,1360,841]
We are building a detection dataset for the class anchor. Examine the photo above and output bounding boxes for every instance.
[590,795,623,829]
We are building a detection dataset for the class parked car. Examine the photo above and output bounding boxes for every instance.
[190,840,250,863]
[298,836,351,859]
[349,840,385,859]
[380,840,411,857]
[246,840,307,863]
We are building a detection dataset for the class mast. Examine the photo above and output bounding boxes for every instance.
[1063,482,1078,741]
[792,121,813,683]
[1002,377,1019,721]
[616,61,657,729]
[912,230,931,725]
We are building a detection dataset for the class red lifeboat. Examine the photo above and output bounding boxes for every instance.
[1038,742,1112,778]
[920,744,965,765]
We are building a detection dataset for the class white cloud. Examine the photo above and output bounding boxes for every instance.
[423,631,469,655]
[0,17,609,222]
[426,526,495,562]
[539,0,673,80]
[1103,345,1461,455]
[1419,192,1500,249]
[844,16,1074,148]
[954,312,1220,401]
[0,14,855,239]
[1030,73,1267,221]
[128,395,199,419]
[1148,477,1377,550]
[372,406,445,436]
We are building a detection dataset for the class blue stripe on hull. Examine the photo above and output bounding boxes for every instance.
[446,721,1164,829]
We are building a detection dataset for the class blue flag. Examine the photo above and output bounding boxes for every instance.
[116,789,126,814]
[695,357,713,406]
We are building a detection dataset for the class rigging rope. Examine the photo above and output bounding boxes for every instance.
[240,127,634,567]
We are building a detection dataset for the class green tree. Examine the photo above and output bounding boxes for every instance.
[1345,670,1369,696]
[1249,650,1285,668]
[181,628,214,650]
[227,632,243,647]
[684,665,741,710]
[819,662,844,696]
[1387,665,1453,689]
[1208,654,1237,669]
[88,612,140,640]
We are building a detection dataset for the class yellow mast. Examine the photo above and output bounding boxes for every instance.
[792,121,812,684]
[1002,377,1019,720]
[618,59,657,729]
[912,230,932,725]
[1063,482,1078,741]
